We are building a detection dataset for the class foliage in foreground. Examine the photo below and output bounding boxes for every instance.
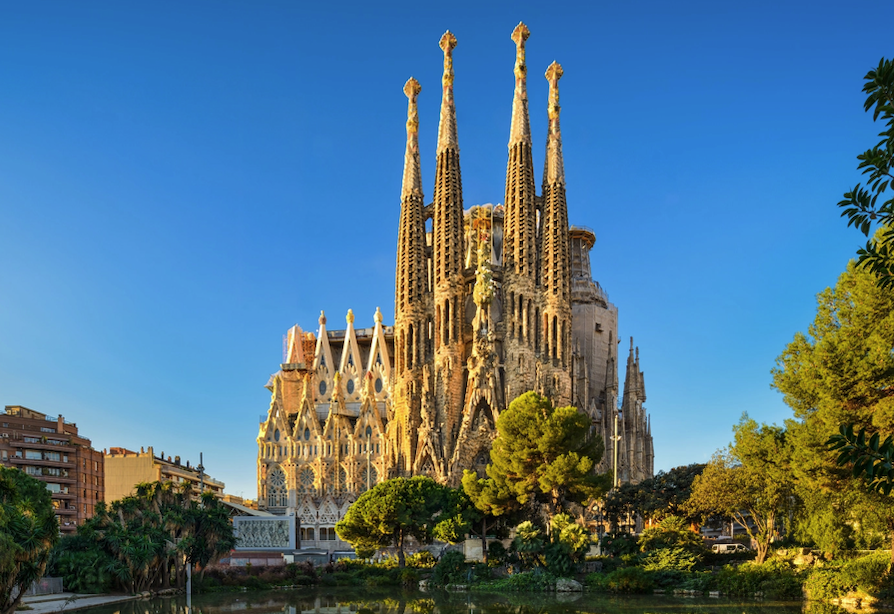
[50,481,235,594]
[0,467,59,614]
[772,263,894,557]
[837,58,894,289]
[335,476,468,568]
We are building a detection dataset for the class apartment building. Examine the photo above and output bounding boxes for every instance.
[104,446,225,503]
[0,405,104,533]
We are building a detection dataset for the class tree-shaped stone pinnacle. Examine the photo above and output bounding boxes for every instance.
[511,22,530,47]
[546,61,563,120]
[440,30,457,53]
[319,310,327,326]
[404,77,421,103]
[346,309,355,324]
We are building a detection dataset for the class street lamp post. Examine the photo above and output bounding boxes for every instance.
[611,410,622,488]
[366,426,372,492]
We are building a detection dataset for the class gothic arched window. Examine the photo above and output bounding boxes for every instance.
[267,466,287,507]
[297,467,315,494]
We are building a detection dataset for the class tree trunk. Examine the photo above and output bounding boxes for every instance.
[888,517,894,571]
[2,584,27,614]
[397,531,406,568]
[481,518,489,565]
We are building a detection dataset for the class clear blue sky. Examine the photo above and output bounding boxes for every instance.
[1,1,890,499]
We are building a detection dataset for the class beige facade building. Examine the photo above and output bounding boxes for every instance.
[104,446,225,504]
[257,24,654,546]
[0,405,104,534]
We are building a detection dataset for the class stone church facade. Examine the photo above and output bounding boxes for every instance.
[257,24,654,547]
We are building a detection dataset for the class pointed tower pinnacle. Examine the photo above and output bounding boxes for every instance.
[509,22,531,146]
[401,78,423,199]
[544,61,565,185]
[394,76,427,344]
[437,31,459,154]
[502,22,537,282]
[431,30,466,457]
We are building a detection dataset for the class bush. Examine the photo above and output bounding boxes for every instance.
[638,517,704,554]
[804,569,851,601]
[406,551,437,569]
[487,541,507,565]
[475,569,557,592]
[600,532,638,557]
[839,552,892,595]
[715,559,804,599]
[589,567,653,593]
[640,546,700,572]
[430,551,468,586]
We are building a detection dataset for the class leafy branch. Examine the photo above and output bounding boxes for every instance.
[827,424,894,495]
[838,58,894,288]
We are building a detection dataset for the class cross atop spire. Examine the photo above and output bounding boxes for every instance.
[401,78,423,199]
[509,22,531,146]
[544,61,565,185]
[437,31,459,154]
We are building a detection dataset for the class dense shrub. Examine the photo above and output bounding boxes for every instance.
[640,546,700,572]
[487,541,508,565]
[804,569,851,601]
[600,532,638,557]
[714,559,803,599]
[839,552,892,595]
[587,567,653,593]
[638,517,705,554]
[475,570,557,592]
[430,551,468,586]
[406,551,437,568]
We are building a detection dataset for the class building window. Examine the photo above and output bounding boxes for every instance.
[300,527,314,541]
[267,466,287,507]
[319,527,337,541]
[297,467,314,494]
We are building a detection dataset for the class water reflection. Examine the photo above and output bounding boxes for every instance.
[73,589,851,614]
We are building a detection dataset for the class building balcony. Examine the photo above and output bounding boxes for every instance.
[8,439,75,452]
[6,456,75,468]
[54,507,77,515]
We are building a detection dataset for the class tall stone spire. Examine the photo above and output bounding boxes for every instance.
[401,78,423,200]
[540,62,571,361]
[543,61,565,186]
[502,22,537,280]
[437,31,459,154]
[391,77,429,477]
[432,30,466,460]
[508,22,531,146]
[502,22,540,403]
[394,77,427,371]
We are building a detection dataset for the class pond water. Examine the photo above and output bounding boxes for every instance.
[73,589,850,614]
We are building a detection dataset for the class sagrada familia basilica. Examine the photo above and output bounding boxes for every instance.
[257,24,654,547]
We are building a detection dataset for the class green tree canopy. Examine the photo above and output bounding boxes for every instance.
[838,58,894,288]
[772,263,894,556]
[1,467,59,614]
[51,481,235,594]
[603,463,706,529]
[477,391,609,524]
[335,476,468,567]
[685,416,795,564]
